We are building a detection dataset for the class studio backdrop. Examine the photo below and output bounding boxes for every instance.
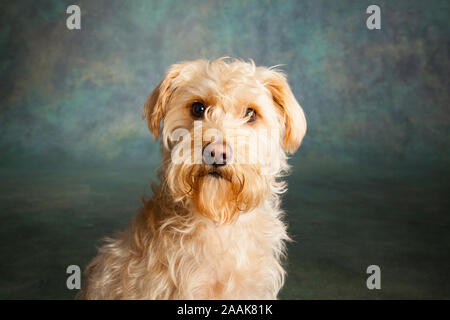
[0,0,449,299]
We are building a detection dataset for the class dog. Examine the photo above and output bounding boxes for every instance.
[80,58,306,299]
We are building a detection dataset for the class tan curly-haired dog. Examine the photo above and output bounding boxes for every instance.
[80,58,306,299]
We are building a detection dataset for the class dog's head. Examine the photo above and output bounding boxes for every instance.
[143,58,306,223]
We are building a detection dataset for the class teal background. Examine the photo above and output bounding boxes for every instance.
[0,0,449,299]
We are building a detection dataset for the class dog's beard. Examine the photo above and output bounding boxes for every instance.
[165,162,270,224]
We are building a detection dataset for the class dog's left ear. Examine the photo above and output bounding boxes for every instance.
[143,64,184,140]
[261,68,307,154]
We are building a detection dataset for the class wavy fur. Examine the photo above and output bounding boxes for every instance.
[80,58,306,299]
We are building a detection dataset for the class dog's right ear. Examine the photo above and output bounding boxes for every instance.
[143,64,184,140]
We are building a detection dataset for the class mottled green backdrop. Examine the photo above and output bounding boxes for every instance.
[0,0,449,299]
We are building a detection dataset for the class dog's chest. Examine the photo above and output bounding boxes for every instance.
[189,211,287,298]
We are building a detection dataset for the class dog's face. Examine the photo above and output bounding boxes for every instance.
[143,58,306,223]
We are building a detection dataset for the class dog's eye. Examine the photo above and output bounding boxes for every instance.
[191,102,205,119]
[245,108,257,123]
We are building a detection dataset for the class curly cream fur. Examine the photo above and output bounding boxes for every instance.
[80,58,306,299]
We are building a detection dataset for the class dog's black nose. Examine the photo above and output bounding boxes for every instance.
[203,142,232,167]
